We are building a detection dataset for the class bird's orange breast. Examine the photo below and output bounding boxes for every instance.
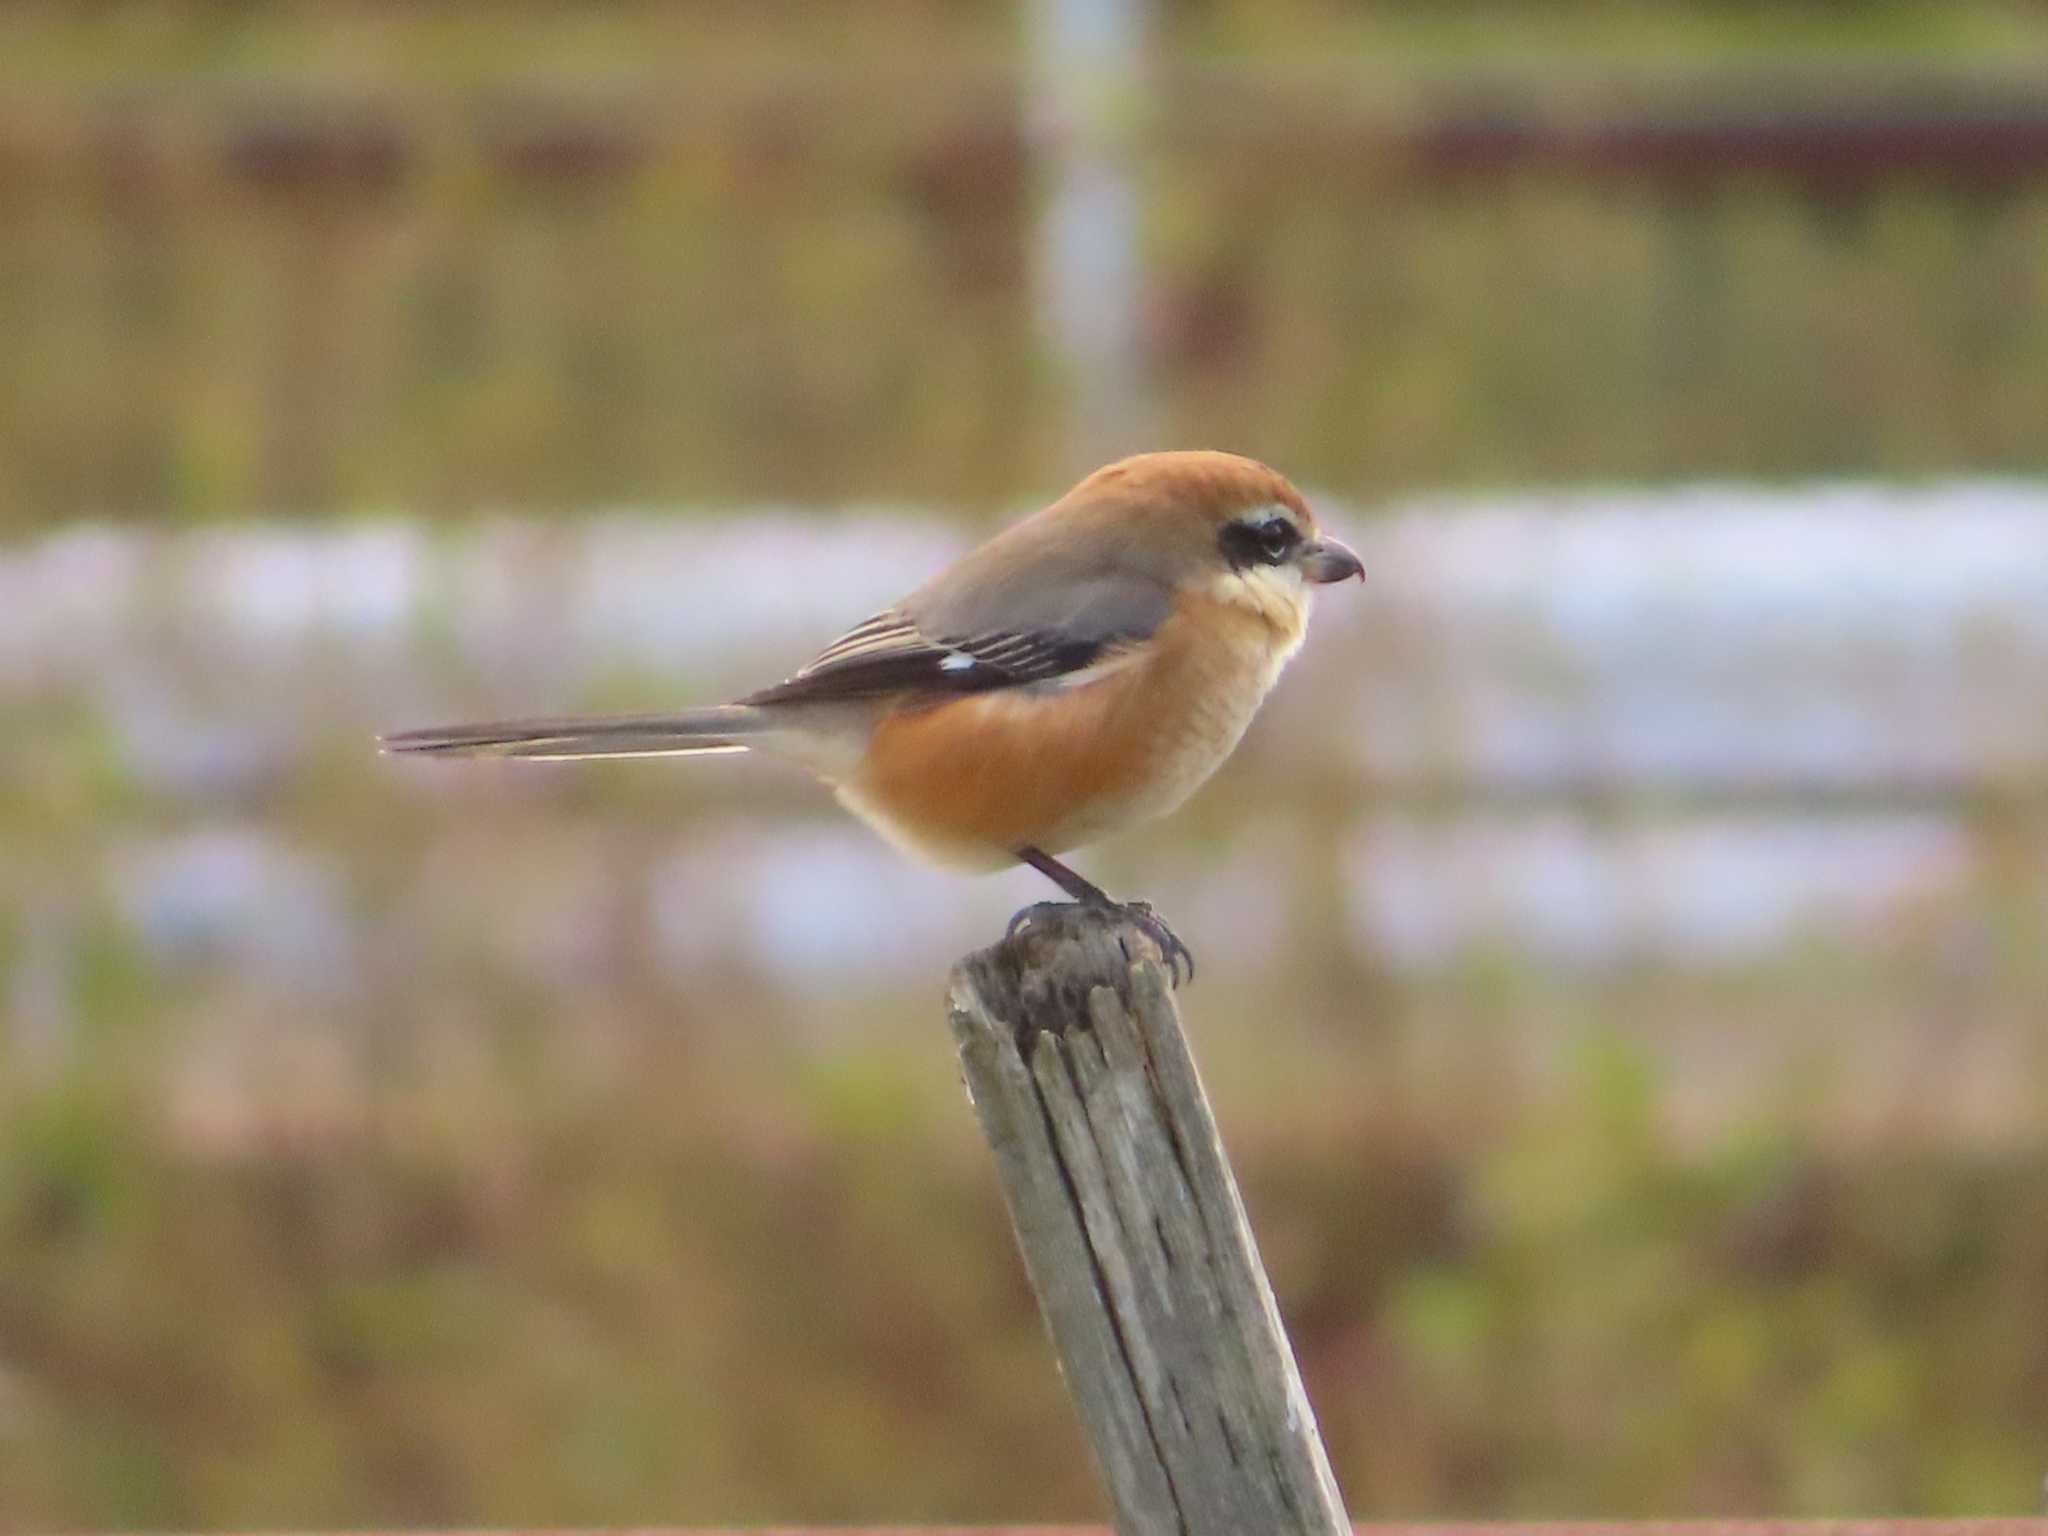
[838,588,1305,869]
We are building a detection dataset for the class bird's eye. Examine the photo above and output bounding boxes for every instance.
[1219,513,1302,569]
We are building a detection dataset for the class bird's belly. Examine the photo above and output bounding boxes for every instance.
[840,601,1300,870]
[1063,664,1269,839]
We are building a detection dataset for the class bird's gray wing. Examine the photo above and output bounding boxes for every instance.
[741,559,1172,708]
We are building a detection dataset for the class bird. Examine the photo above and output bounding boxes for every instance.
[382,450,1362,982]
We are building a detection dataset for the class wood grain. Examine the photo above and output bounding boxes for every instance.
[948,903,1351,1536]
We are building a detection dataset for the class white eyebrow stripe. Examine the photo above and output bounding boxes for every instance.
[1235,503,1305,537]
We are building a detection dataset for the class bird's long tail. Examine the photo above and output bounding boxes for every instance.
[380,704,770,760]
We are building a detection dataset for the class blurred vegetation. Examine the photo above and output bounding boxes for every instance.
[2,2,2048,525]
[2,936,2045,1528]
[5,3,2048,1528]
[3,1,2046,84]
[3,556,2044,1524]
[3,644,2046,1524]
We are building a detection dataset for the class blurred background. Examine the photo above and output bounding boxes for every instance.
[3,1,2047,1529]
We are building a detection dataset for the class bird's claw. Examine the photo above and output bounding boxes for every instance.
[1115,899,1196,986]
[1002,898,1195,986]
[1005,901,1063,943]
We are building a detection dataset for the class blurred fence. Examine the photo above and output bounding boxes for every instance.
[4,481,2044,1000]
[4,75,2048,522]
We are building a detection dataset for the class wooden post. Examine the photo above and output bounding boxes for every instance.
[947,904,1352,1536]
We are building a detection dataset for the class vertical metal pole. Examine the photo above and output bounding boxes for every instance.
[1028,0,1156,470]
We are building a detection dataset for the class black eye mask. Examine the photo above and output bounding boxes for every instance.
[1219,514,1302,569]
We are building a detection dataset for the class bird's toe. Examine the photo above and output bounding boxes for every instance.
[1000,897,1195,985]
[1004,900,1068,943]
[1117,900,1195,986]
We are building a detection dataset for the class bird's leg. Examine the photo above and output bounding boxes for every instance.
[1013,845,1117,905]
[1008,846,1195,985]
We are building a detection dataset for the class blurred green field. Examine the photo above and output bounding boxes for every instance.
[4,937,2046,1527]
[5,1,2048,83]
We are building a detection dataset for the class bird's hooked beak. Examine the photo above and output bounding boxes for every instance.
[1299,536,1364,585]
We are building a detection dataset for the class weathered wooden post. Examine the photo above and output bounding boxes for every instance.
[948,903,1352,1536]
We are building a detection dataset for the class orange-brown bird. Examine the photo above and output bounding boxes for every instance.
[382,450,1362,980]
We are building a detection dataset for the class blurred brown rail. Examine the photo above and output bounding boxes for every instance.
[9,71,2048,519]
[10,79,2048,193]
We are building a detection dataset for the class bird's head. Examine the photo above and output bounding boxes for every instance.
[1061,450,1363,619]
